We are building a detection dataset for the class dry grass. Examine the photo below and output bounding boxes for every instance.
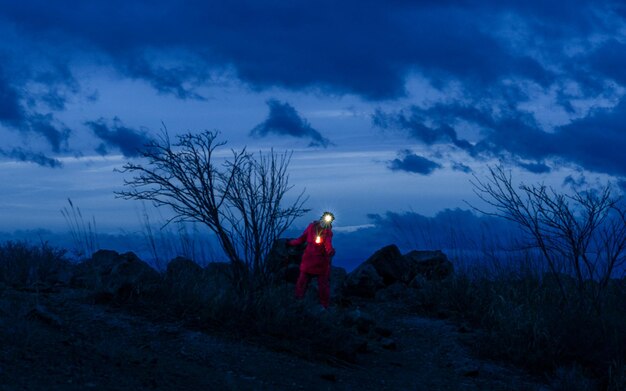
[413,268,626,391]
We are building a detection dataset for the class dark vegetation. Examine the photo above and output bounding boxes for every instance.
[1,130,625,389]
[414,267,626,390]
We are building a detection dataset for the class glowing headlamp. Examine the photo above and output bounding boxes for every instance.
[322,212,334,223]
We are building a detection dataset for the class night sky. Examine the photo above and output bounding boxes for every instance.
[1,1,625,267]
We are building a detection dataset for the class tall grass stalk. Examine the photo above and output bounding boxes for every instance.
[138,204,219,270]
[60,198,99,260]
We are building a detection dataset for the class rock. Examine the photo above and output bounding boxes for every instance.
[71,250,161,299]
[403,250,453,280]
[343,308,375,334]
[43,262,74,286]
[375,282,410,301]
[380,337,397,350]
[330,266,347,298]
[364,244,413,285]
[284,264,301,283]
[264,238,306,283]
[408,274,427,290]
[166,257,213,298]
[343,263,385,298]
[374,326,393,337]
[166,257,203,281]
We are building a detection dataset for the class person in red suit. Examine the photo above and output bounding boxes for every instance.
[288,211,336,308]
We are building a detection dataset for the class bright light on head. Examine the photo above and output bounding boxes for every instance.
[321,211,335,224]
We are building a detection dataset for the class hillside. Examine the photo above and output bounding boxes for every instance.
[0,242,554,390]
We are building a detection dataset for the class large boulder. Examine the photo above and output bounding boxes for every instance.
[330,266,347,298]
[265,238,306,283]
[375,282,411,301]
[364,244,413,285]
[71,250,161,299]
[403,250,453,281]
[166,256,203,282]
[343,263,385,298]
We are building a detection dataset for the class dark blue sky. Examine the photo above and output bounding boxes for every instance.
[0,1,625,262]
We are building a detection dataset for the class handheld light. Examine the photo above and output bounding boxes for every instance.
[315,236,322,244]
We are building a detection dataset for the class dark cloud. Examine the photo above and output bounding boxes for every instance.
[550,99,626,176]
[0,71,23,122]
[375,95,626,177]
[28,114,71,153]
[563,173,588,191]
[250,99,331,148]
[373,106,475,152]
[452,162,472,173]
[123,56,208,100]
[0,65,71,154]
[0,147,62,168]
[86,118,153,158]
[518,161,550,174]
[388,150,441,175]
[0,0,613,100]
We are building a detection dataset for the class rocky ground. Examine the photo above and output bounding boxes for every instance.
[0,284,549,391]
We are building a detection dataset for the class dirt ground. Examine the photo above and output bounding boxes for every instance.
[0,286,550,391]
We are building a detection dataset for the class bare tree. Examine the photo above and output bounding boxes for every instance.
[115,130,309,286]
[470,165,626,309]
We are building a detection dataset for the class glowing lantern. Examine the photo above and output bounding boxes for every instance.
[315,236,322,244]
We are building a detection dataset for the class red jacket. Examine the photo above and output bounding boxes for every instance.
[289,221,335,275]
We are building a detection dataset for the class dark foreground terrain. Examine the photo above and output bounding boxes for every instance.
[0,284,547,391]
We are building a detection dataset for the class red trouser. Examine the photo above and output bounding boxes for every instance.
[295,270,330,308]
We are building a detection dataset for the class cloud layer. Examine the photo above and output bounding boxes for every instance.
[0,1,624,179]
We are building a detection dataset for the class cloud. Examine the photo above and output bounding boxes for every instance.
[250,99,331,148]
[452,162,472,173]
[0,1,613,100]
[375,95,626,177]
[86,118,153,158]
[518,161,551,174]
[0,147,62,168]
[388,149,441,175]
[563,173,588,191]
[0,72,22,122]
[122,56,208,100]
[373,106,474,152]
[0,65,71,154]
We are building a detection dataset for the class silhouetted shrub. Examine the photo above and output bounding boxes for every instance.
[0,241,69,287]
